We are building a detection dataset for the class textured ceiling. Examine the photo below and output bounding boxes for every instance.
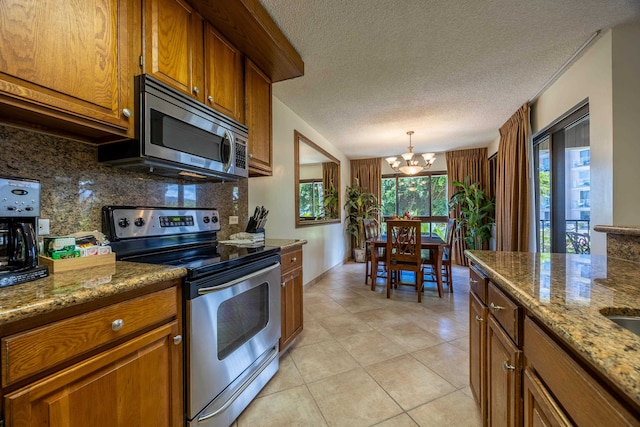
[258,0,640,159]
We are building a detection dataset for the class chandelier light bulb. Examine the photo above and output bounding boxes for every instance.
[386,131,436,175]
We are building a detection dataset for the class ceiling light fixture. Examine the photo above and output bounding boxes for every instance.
[385,131,436,175]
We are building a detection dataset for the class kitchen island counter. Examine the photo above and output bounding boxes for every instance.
[466,250,640,409]
[0,261,186,327]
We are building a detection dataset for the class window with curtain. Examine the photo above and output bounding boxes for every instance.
[298,179,324,219]
[534,103,590,253]
[381,173,448,237]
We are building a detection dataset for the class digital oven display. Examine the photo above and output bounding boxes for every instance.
[159,215,195,227]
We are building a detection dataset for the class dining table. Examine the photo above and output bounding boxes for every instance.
[368,234,446,298]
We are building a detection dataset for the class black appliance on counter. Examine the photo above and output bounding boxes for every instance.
[0,176,49,288]
[102,206,281,427]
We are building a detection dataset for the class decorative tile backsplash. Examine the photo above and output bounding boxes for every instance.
[0,125,248,239]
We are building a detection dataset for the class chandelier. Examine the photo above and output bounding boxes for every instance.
[385,131,436,175]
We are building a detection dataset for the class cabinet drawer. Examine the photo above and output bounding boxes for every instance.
[524,317,639,426]
[281,248,302,274]
[487,281,522,345]
[469,267,488,304]
[2,287,177,387]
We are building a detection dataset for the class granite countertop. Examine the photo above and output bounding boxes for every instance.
[265,238,307,251]
[466,250,640,408]
[0,262,186,327]
[594,225,640,236]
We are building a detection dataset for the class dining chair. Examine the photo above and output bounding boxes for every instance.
[364,218,385,286]
[424,218,456,293]
[385,219,425,302]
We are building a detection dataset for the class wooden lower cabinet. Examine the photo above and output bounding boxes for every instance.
[523,368,571,427]
[279,246,303,352]
[4,321,182,427]
[469,292,487,424]
[487,316,522,427]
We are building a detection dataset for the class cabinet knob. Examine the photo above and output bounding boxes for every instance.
[291,257,297,262]
[111,319,124,331]
[122,108,131,118]
[489,302,505,311]
[281,282,286,287]
[502,361,516,371]
[475,315,483,322]
[469,278,478,284]
[249,153,253,158]
[173,335,182,345]
[193,86,200,94]
[208,95,213,102]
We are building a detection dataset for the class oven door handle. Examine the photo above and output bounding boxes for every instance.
[197,262,281,295]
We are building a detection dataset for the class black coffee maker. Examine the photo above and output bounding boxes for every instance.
[0,176,49,288]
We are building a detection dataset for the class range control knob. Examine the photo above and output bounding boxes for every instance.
[134,218,145,227]
[203,216,210,223]
[211,215,219,223]
[118,217,130,228]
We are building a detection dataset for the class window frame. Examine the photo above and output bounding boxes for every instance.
[381,172,449,235]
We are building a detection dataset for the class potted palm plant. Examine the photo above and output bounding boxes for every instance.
[449,176,494,250]
[344,179,380,262]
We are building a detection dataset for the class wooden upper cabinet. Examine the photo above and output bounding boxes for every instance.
[244,58,273,176]
[143,0,204,100]
[204,25,243,121]
[0,0,134,140]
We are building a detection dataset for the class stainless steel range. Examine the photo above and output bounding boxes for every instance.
[102,206,281,427]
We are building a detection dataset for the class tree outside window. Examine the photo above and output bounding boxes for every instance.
[381,174,448,237]
[299,180,325,219]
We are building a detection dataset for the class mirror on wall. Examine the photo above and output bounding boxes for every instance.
[294,130,341,227]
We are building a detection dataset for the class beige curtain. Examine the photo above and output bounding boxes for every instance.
[322,161,338,191]
[445,148,489,265]
[322,162,339,217]
[350,158,382,203]
[495,103,531,252]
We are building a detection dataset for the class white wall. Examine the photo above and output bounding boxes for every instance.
[531,22,640,254]
[611,22,640,226]
[531,30,614,255]
[248,97,350,285]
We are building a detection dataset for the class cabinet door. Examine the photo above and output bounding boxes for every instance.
[143,0,203,100]
[204,25,243,121]
[0,0,132,136]
[280,267,303,351]
[4,322,183,427]
[469,293,488,426]
[245,58,273,176]
[523,368,572,427]
[487,316,522,427]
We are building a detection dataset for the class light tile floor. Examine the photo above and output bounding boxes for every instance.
[233,262,483,427]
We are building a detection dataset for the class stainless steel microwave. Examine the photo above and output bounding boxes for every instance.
[99,75,248,181]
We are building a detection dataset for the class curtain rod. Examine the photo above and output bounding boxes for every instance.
[528,29,602,103]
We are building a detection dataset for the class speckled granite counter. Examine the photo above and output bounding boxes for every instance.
[0,262,186,327]
[594,225,640,262]
[466,250,640,408]
[265,239,307,251]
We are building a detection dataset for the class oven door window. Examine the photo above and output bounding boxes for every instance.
[150,110,231,166]
[217,282,269,360]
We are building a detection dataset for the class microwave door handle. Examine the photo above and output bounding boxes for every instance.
[197,262,281,295]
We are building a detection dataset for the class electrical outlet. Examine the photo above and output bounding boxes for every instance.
[229,216,239,225]
[38,218,50,235]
